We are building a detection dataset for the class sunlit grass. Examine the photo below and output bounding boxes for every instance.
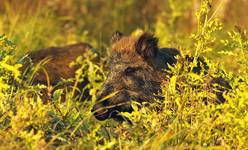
[0,0,247,149]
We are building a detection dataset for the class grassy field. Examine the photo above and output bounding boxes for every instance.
[0,0,248,149]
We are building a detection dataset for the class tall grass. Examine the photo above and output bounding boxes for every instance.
[0,2,57,57]
[0,1,94,59]
[0,0,247,149]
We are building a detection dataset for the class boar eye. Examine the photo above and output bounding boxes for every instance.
[124,67,136,75]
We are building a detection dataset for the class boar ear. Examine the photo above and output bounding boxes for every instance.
[135,33,158,59]
[111,31,124,44]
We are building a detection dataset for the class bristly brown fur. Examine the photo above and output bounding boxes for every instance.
[111,31,124,44]
[111,33,158,60]
[92,32,231,121]
[135,33,158,59]
[111,36,138,54]
[21,42,93,103]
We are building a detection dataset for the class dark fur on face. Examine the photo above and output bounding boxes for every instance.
[92,32,177,121]
[91,32,231,121]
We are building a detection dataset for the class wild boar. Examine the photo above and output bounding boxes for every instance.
[21,42,94,102]
[91,32,231,121]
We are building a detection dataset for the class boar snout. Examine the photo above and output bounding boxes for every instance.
[92,89,134,121]
[91,102,110,121]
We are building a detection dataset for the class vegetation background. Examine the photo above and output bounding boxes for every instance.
[0,0,247,149]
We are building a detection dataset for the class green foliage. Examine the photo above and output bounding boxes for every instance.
[0,35,21,97]
[220,26,248,71]
[155,0,192,47]
[192,5,223,55]
[0,3,57,57]
[70,51,106,102]
[0,0,248,149]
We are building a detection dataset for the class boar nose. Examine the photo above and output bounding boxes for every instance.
[91,103,110,121]
[96,84,114,99]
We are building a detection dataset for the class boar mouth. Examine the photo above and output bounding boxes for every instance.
[92,101,134,121]
[93,108,110,121]
[93,107,125,121]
